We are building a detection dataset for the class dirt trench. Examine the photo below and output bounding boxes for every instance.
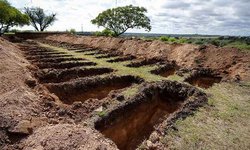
[45,75,142,105]
[95,81,207,150]
[151,62,178,78]
[184,68,222,89]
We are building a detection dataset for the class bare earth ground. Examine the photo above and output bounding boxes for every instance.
[0,34,250,150]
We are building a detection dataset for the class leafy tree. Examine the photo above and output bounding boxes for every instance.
[24,7,56,31]
[0,0,29,35]
[91,5,151,37]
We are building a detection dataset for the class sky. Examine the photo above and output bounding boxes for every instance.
[8,0,250,36]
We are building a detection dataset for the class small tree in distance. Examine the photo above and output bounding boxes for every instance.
[0,0,29,35]
[91,5,151,37]
[24,7,56,31]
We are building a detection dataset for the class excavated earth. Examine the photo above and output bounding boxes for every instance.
[0,34,249,150]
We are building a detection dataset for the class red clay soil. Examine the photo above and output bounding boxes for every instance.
[46,34,250,81]
[0,37,117,149]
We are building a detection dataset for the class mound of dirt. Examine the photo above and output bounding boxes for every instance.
[46,34,250,81]
[0,37,42,148]
[0,37,116,149]
[20,124,117,150]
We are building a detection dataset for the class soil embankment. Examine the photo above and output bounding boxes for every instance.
[0,37,117,149]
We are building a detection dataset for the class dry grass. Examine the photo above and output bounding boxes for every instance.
[160,82,250,149]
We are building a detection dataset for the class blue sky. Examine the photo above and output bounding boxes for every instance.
[8,0,250,36]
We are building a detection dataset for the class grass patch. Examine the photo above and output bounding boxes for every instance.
[97,110,107,117]
[160,82,250,149]
[226,41,250,52]
[122,84,140,99]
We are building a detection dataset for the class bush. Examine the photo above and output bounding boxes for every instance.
[211,39,220,46]
[95,28,115,37]
[168,37,176,42]
[66,28,76,34]
[194,39,205,45]
[178,38,188,43]
[159,36,169,42]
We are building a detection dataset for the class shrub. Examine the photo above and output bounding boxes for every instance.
[159,36,169,42]
[211,39,220,46]
[194,39,205,45]
[94,28,115,37]
[66,29,76,34]
[168,37,176,42]
[178,38,188,43]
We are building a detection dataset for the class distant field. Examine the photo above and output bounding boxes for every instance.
[77,32,250,52]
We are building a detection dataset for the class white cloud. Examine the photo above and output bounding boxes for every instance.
[8,0,250,35]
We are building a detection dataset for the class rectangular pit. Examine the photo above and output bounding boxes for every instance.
[186,76,222,89]
[45,75,142,105]
[95,81,207,150]
[151,63,178,78]
[184,69,222,89]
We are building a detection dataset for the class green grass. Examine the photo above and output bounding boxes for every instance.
[144,36,250,52]
[226,41,250,52]
[122,84,140,99]
[159,82,250,149]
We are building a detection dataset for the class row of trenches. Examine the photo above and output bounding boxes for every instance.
[36,39,223,89]
[21,39,222,149]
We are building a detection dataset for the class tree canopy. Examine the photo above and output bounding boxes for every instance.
[24,7,56,31]
[0,0,29,35]
[91,5,151,37]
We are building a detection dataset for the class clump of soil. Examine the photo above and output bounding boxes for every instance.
[95,53,119,59]
[32,57,85,63]
[36,61,97,69]
[26,54,73,60]
[95,81,207,150]
[36,67,113,83]
[127,58,164,67]
[107,55,136,63]
[151,61,178,77]
[20,124,118,150]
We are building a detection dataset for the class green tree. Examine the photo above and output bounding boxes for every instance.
[0,0,29,35]
[91,5,151,37]
[24,7,56,31]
